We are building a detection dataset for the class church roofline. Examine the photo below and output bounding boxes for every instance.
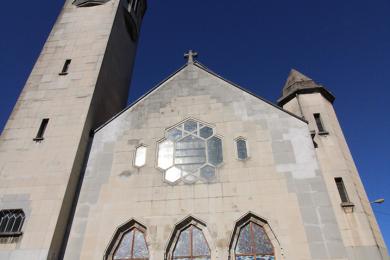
[94,62,307,134]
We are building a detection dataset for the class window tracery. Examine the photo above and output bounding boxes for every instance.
[0,209,25,237]
[157,119,223,184]
[229,214,276,260]
[105,220,149,260]
[173,225,210,260]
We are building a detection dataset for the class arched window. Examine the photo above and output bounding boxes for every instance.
[0,209,25,236]
[113,228,149,260]
[235,222,274,259]
[230,213,277,260]
[166,216,212,260]
[105,220,149,260]
[173,225,210,259]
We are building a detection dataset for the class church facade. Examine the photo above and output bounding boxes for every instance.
[0,0,388,260]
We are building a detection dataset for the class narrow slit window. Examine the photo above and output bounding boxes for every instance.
[59,59,71,75]
[34,119,49,141]
[236,138,248,160]
[313,113,325,132]
[134,145,147,167]
[335,177,350,203]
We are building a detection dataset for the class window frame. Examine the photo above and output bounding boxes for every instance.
[335,177,350,204]
[166,216,213,260]
[229,213,280,260]
[105,219,149,260]
[133,144,147,168]
[313,113,328,135]
[234,137,249,161]
[0,209,25,238]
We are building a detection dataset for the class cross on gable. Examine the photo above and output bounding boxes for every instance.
[184,50,198,64]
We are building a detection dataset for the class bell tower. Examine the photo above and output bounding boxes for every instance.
[278,69,388,259]
[0,0,146,259]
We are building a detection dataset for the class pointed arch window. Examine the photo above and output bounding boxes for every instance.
[106,220,149,260]
[235,222,274,260]
[173,225,210,259]
[0,209,25,237]
[166,216,211,260]
[230,214,277,260]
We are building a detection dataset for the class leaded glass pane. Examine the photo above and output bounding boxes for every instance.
[0,216,8,233]
[199,127,213,139]
[5,217,15,233]
[167,128,183,141]
[236,139,248,160]
[158,140,174,170]
[175,135,206,171]
[253,224,273,255]
[236,256,254,260]
[255,256,274,260]
[184,120,198,132]
[173,229,190,257]
[200,165,216,181]
[158,120,223,184]
[165,167,182,183]
[207,137,223,166]
[114,230,133,259]
[133,229,149,258]
[236,223,251,254]
[134,146,147,167]
[192,227,210,256]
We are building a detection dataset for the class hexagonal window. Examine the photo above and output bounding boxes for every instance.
[200,126,213,139]
[157,119,223,184]
[200,165,216,182]
[165,167,182,183]
[184,120,198,132]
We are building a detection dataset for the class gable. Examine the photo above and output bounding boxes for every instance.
[95,62,306,133]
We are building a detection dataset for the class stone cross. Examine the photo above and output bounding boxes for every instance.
[184,50,198,64]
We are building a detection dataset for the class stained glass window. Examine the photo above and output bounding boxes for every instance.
[235,222,274,260]
[114,228,149,260]
[157,119,223,184]
[173,225,210,260]
[134,146,147,167]
[236,138,248,160]
[0,209,25,235]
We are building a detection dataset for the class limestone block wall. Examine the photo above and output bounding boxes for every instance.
[64,64,349,259]
[283,93,388,259]
[0,0,143,259]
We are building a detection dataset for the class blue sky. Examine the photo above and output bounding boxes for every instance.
[1,0,389,249]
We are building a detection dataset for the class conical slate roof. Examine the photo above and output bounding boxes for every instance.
[278,69,335,106]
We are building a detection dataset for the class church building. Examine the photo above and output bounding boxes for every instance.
[0,0,388,259]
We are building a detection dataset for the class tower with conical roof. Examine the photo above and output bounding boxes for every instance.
[279,69,388,259]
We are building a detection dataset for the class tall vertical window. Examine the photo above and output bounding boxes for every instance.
[335,177,350,203]
[113,228,149,260]
[59,59,71,75]
[134,145,147,167]
[172,225,210,260]
[34,118,49,141]
[313,113,326,133]
[0,209,25,236]
[235,222,275,260]
[236,138,248,160]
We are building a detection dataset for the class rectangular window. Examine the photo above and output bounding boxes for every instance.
[335,177,349,203]
[34,119,49,141]
[314,113,325,132]
[59,59,71,75]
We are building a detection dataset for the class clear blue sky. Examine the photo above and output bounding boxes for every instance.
[1,0,389,249]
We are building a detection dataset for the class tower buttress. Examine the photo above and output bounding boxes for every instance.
[0,0,146,259]
[278,69,388,259]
